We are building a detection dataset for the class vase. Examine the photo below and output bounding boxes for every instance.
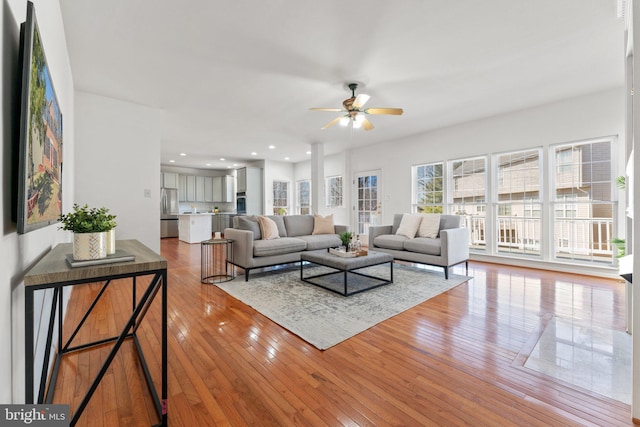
[106,229,116,255]
[73,232,107,261]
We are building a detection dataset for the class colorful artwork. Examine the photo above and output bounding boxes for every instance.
[17,2,63,234]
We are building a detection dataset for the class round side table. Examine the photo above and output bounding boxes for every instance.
[201,238,234,284]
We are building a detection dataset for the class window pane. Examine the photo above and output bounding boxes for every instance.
[553,140,614,264]
[450,156,487,251]
[495,149,541,256]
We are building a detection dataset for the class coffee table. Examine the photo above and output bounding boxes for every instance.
[300,249,394,296]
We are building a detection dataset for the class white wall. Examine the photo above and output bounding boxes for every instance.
[294,152,350,225]
[1,0,75,402]
[75,91,162,252]
[263,160,294,215]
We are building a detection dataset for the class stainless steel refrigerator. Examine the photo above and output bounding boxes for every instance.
[160,187,179,238]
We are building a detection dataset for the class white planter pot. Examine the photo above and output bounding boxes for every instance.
[106,229,116,255]
[73,232,107,261]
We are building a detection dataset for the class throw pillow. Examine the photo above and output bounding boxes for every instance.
[312,214,334,235]
[395,214,422,239]
[257,216,280,240]
[417,214,441,238]
[235,215,261,240]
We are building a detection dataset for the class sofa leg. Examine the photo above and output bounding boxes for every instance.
[245,269,250,282]
[465,260,469,276]
[444,267,449,280]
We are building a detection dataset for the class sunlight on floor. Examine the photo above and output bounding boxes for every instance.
[525,316,631,404]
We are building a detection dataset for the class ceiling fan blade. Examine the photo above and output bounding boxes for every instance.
[310,108,344,112]
[365,108,404,115]
[352,94,371,109]
[321,116,342,130]
[361,117,374,131]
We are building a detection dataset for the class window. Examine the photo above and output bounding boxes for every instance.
[495,149,542,256]
[326,176,343,208]
[272,180,289,215]
[297,180,311,215]
[552,139,615,264]
[413,162,443,213]
[449,156,487,250]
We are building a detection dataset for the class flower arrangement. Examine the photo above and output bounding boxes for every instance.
[58,204,117,233]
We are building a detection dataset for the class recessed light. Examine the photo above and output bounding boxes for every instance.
[284,157,290,161]
[227,165,232,168]
[268,145,275,149]
[251,152,257,156]
[169,160,176,163]
[306,151,311,155]
[220,158,225,161]
[233,163,239,167]
[206,163,211,166]
[179,153,187,156]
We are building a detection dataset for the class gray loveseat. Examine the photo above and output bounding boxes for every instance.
[368,214,469,279]
[224,214,348,281]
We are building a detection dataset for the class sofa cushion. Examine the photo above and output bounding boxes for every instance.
[417,214,440,238]
[312,214,334,235]
[284,215,314,237]
[374,234,408,250]
[403,237,442,256]
[257,216,280,240]
[267,215,287,237]
[396,214,422,239]
[235,215,261,240]
[296,234,341,250]
[391,214,404,234]
[253,237,307,257]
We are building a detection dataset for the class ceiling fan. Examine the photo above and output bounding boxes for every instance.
[310,83,403,131]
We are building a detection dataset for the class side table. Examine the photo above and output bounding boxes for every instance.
[201,238,234,283]
[23,239,167,426]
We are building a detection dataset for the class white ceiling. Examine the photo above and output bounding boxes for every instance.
[59,0,625,170]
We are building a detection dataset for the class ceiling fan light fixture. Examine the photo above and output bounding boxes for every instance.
[355,113,365,123]
[352,120,362,129]
[339,116,350,127]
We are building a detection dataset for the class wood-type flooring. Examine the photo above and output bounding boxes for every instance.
[51,237,632,426]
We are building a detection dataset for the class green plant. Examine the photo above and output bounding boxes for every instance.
[612,237,626,258]
[616,175,626,190]
[58,204,117,233]
[339,231,353,248]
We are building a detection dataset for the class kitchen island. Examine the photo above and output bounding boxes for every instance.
[178,213,214,243]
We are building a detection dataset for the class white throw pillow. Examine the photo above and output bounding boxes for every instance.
[417,214,441,238]
[395,214,422,239]
[257,216,280,240]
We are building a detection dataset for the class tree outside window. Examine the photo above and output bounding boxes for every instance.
[326,176,343,208]
[272,180,289,215]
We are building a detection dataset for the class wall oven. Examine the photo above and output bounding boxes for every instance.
[236,192,246,214]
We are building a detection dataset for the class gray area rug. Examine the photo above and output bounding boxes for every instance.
[216,264,471,350]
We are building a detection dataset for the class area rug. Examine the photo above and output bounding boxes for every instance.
[215,264,471,350]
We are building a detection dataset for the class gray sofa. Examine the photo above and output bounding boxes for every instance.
[224,214,348,281]
[368,214,469,279]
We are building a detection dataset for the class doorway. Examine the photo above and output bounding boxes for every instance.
[354,169,382,243]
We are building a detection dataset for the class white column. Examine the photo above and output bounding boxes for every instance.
[310,142,325,215]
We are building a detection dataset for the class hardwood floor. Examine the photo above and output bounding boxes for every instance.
[53,237,632,426]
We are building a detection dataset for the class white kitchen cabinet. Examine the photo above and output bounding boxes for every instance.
[195,176,205,202]
[212,177,223,201]
[162,172,178,189]
[186,175,196,201]
[222,176,234,202]
[178,175,187,201]
[204,176,214,202]
[237,168,246,193]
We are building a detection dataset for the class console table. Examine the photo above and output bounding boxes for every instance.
[24,239,168,426]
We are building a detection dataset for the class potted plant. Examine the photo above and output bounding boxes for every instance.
[339,231,353,251]
[58,204,117,260]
